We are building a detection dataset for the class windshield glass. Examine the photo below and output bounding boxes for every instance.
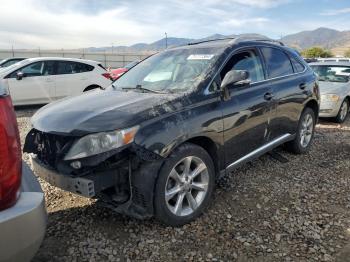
[311,65,350,83]
[113,47,222,93]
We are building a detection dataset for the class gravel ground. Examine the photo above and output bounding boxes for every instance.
[16,106,350,262]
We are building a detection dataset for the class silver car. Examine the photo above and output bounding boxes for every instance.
[310,62,350,123]
[0,82,46,262]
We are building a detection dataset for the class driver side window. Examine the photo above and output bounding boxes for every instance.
[8,61,45,78]
[220,49,265,84]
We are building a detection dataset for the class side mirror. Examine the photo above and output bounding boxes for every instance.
[220,70,250,90]
[16,72,24,80]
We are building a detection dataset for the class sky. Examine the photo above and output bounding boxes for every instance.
[0,0,350,49]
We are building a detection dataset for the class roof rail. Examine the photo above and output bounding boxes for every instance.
[229,35,284,46]
[187,37,235,46]
[186,35,284,47]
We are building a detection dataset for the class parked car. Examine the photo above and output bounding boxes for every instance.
[0,57,112,106]
[309,62,350,123]
[24,37,319,226]
[110,60,140,80]
[0,82,46,261]
[303,58,318,63]
[0,57,27,68]
[317,57,350,63]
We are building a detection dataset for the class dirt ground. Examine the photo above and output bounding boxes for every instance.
[15,106,350,262]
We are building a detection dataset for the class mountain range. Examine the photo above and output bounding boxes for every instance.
[86,28,350,56]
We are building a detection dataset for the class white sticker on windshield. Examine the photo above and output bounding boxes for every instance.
[187,54,214,60]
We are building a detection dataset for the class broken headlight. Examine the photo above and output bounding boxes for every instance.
[64,126,139,160]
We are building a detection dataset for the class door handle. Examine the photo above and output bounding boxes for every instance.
[299,83,307,90]
[264,92,274,101]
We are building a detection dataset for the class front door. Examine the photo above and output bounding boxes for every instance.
[220,48,272,166]
[6,61,55,105]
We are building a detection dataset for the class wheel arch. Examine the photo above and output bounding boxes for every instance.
[83,84,101,92]
[173,136,221,176]
[304,99,319,119]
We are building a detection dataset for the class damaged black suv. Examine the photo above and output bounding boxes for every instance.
[25,37,319,226]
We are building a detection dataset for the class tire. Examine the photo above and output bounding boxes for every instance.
[335,99,349,123]
[285,107,316,154]
[154,143,215,226]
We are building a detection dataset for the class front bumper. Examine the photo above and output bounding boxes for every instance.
[0,162,47,262]
[31,154,164,220]
[319,100,342,118]
[31,156,120,198]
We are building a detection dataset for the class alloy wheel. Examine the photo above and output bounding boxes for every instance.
[339,101,348,121]
[165,156,209,217]
[300,113,314,148]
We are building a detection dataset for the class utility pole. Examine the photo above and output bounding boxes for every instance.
[11,44,14,57]
[111,43,114,53]
[165,32,168,49]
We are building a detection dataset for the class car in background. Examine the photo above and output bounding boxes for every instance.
[0,57,112,106]
[317,57,350,63]
[110,60,140,80]
[310,62,350,123]
[24,37,319,226]
[0,81,46,261]
[0,58,27,68]
[303,58,318,63]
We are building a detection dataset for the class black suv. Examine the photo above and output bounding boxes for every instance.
[24,37,319,226]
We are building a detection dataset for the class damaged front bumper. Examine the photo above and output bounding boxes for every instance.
[25,129,164,220]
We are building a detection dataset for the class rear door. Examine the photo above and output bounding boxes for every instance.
[53,61,94,99]
[220,48,273,165]
[6,61,55,105]
[259,47,307,139]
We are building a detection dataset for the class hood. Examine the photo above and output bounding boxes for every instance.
[318,81,350,95]
[32,89,181,136]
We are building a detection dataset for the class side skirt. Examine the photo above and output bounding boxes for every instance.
[221,133,295,176]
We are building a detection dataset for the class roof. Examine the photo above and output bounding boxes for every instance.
[309,62,350,67]
[22,57,99,64]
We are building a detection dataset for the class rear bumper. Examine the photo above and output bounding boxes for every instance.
[0,162,47,262]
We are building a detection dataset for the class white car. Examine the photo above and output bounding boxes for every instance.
[0,57,112,105]
[310,62,350,123]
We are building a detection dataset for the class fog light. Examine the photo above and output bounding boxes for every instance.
[71,161,82,169]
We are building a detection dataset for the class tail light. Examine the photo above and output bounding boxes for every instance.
[102,73,112,80]
[0,95,21,211]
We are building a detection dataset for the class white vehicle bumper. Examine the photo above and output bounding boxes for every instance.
[319,100,342,118]
[0,163,47,262]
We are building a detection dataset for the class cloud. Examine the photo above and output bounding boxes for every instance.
[320,7,350,16]
[0,0,278,49]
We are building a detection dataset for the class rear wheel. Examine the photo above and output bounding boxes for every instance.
[285,107,315,154]
[335,99,349,123]
[154,143,215,226]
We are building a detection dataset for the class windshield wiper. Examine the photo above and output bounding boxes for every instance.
[121,85,165,94]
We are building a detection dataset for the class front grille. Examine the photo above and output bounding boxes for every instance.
[24,129,74,168]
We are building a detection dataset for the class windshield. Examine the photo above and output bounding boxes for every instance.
[311,65,350,83]
[113,47,222,93]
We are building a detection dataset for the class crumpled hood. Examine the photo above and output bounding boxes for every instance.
[318,81,350,95]
[32,89,179,136]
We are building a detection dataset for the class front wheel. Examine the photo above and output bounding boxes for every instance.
[154,143,215,226]
[285,107,316,154]
[335,99,349,123]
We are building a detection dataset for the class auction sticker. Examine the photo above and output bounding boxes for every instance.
[187,54,214,60]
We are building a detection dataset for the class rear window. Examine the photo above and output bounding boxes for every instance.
[261,47,294,78]
[98,64,107,71]
[56,61,94,75]
[290,56,305,73]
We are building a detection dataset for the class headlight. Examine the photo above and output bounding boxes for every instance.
[64,126,139,160]
[321,94,340,102]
